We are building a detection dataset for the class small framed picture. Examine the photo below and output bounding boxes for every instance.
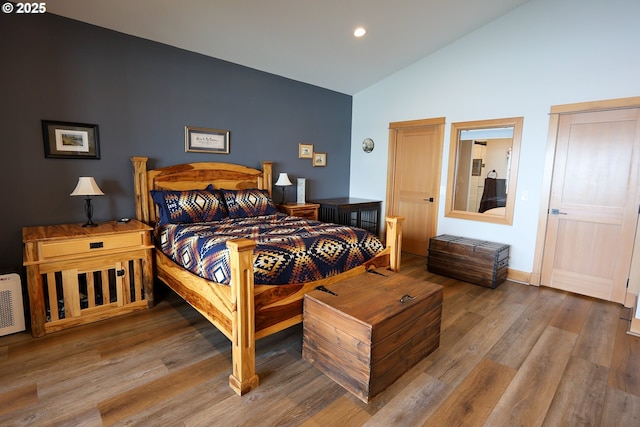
[42,120,100,159]
[312,152,327,167]
[299,143,314,159]
[472,159,483,176]
[185,126,230,154]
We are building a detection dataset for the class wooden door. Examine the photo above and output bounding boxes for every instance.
[541,107,640,303]
[387,118,444,256]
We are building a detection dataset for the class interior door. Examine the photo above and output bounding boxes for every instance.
[387,118,444,256]
[541,107,640,303]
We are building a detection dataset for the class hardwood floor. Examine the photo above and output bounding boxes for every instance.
[2,253,640,426]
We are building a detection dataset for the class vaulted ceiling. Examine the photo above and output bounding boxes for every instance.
[46,0,531,95]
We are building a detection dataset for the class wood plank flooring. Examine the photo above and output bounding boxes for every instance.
[1,253,640,426]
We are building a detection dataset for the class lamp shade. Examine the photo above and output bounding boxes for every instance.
[70,177,104,196]
[274,172,293,186]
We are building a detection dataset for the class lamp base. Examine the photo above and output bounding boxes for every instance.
[82,197,98,227]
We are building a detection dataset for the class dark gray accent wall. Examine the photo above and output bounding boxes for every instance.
[0,12,352,273]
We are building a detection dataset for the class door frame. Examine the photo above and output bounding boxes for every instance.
[386,117,445,251]
[531,96,640,307]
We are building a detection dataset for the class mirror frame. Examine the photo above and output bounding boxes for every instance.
[445,116,523,225]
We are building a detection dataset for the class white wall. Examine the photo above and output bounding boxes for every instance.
[350,0,640,273]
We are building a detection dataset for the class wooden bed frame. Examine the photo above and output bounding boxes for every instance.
[131,157,403,395]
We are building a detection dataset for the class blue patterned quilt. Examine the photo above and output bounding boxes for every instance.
[156,214,384,285]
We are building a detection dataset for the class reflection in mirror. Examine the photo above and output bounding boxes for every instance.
[445,117,523,225]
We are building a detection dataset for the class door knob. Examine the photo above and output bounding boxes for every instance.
[424,197,434,202]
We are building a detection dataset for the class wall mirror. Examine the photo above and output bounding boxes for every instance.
[445,117,523,225]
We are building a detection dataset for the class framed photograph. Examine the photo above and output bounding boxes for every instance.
[185,126,230,154]
[312,152,327,167]
[42,120,100,159]
[472,159,483,176]
[299,143,313,159]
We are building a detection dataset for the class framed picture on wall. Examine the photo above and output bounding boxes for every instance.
[312,152,327,167]
[185,126,230,154]
[472,159,483,176]
[299,143,313,158]
[42,120,100,159]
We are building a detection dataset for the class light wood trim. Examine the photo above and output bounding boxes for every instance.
[531,113,560,286]
[630,295,640,336]
[506,268,531,284]
[550,96,640,115]
[389,117,446,129]
[629,223,640,304]
[444,117,523,226]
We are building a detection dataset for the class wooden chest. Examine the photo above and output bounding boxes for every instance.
[427,234,509,288]
[302,269,443,402]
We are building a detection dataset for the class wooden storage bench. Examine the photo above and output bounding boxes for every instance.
[427,234,509,288]
[302,269,442,402]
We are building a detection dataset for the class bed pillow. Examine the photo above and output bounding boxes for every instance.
[151,186,228,225]
[221,188,278,218]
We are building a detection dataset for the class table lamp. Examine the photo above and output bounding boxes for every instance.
[70,177,104,227]
[274,172,293,204]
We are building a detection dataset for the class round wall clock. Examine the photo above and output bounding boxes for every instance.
[362,138,374,153]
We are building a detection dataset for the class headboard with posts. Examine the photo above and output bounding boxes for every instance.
[131,157,273,225]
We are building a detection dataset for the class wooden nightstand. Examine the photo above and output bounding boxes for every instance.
[276,203,320,220]
[22,219,154,337]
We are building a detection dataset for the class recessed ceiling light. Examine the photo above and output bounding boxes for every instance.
[354,27,367,38]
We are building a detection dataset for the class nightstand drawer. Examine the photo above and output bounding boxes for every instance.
[290,207,318,220]
[40,232,144,259]
[276,203,320,221]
